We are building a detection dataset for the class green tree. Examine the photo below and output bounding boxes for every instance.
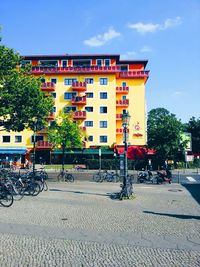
[184,117,200,153]
[48,111,83,171]
[147,108,186,166]
[0,42,53,131]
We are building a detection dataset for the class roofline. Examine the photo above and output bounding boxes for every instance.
[22,54,120,60]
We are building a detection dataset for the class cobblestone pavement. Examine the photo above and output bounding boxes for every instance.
[0,181,200,266]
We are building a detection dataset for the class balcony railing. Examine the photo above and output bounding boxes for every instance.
[116,99,129,106]
[72,96,86,105]
[72,82,87,92]
[36,141,52,149]
[119,70,149,78]
[116,114,122,120]
[48,112,55,120]
[80,126,86,131]
[116,128,130,134]
[116,86,129,94]
[73,111,87,119]
[41,82,55,91]
[31,66,121,74]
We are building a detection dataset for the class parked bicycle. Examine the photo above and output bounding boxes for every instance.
[0,177,14,207]
[57,169,74,182]
[93,170,120,183]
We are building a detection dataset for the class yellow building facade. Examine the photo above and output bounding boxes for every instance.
[0,54,149,164]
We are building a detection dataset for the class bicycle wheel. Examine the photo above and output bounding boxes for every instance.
[32,182,41,196]
[93,174,101,182]
[65,174,74,182]
[113,174,120,183]
[43,180,48,191]
[0,187,14,207]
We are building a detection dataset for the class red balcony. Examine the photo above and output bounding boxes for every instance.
[31,66,121,74]
[72,96,86,106]
[72,82,87,92]
[116,86,129,94]
[36,141,52,149]
[119,70,149,78]
[73,111,86,120]
[80,126,86,131]
[116,128,130,135]
[48,112,55,120]
[116,114,122,120]
[41,82,55,91]
[116,99,129,107]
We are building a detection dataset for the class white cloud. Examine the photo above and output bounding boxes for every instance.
[140,46,152,53]
[84,28,121,47]
[121,51,137,59]
[121,46,152,59]
[128,17,182,33]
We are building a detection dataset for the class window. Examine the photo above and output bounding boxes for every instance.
[51,92,56,98]
[88,136,93,142]
[85,78,94,84]
[84,121,93,127]
[86,92,94,98]
[53,107,56,113]
[97,59,102,66]
[40,60,58,67]
[120,65,128,71]
[15,136,22,143]
[41,78,46,83]
[64,106,77,113]
[100,121,107,128]
[73,60,91,67]
[100,136,107,143]
[85,107,93,112]
[100,92,107,99]
[100,106,107,113]
[31,135,44,143]
[64,78,77,85]
[64,92,76,100]
[51,78,57,84]
[122,95,127,100]
[62,60,67,67]
[100,78,108,85]
[2,136,10,143]
[104,59,110,66]
[122,82,127,87]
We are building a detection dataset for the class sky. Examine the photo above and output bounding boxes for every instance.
[1,0,200,123]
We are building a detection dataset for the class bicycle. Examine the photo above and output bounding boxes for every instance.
[93,170,120,183]
[0,178,14,207]
[57,169,74,182]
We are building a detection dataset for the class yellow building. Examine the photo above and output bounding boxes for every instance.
[0,54,149,165]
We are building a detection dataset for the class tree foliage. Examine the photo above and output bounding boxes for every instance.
[48,111,83,170]
[0,42,53,131]
[184,117,200,153]
[147,108,187,163]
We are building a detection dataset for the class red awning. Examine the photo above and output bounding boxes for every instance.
[147,149,156,155]
[116,146,124,154]
[127,146,147,160]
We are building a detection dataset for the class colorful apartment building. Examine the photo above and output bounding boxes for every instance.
[0,54,149,164]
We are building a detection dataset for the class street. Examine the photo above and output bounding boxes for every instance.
[0,180,200,266]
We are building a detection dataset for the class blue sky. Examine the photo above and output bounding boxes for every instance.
[1,0,200,123]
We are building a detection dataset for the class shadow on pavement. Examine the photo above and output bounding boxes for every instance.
[182,183,200,205]
[49,188,112,197]
[143,210,200,220]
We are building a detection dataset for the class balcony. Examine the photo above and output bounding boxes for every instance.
[41,82,55,91]
[72,82,87,92]
[116,99,129,107]
[80,126,86,131]
[116,86,129,94]
[116,128,130,135]
[31,66,121,74]
[73,111,86,120]
[119,70,149,78]
[37,128,48,134]
[48,112,55,120]
[36,141,52,149]
[72,96,86,106]
[116,114,122,120]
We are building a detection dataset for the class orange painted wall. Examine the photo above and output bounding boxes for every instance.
[129,64,144,70]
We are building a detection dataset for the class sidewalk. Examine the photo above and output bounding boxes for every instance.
[0,181,200,266]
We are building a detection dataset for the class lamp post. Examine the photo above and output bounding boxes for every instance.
[121,111,132,198]
[32,119,39,176]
